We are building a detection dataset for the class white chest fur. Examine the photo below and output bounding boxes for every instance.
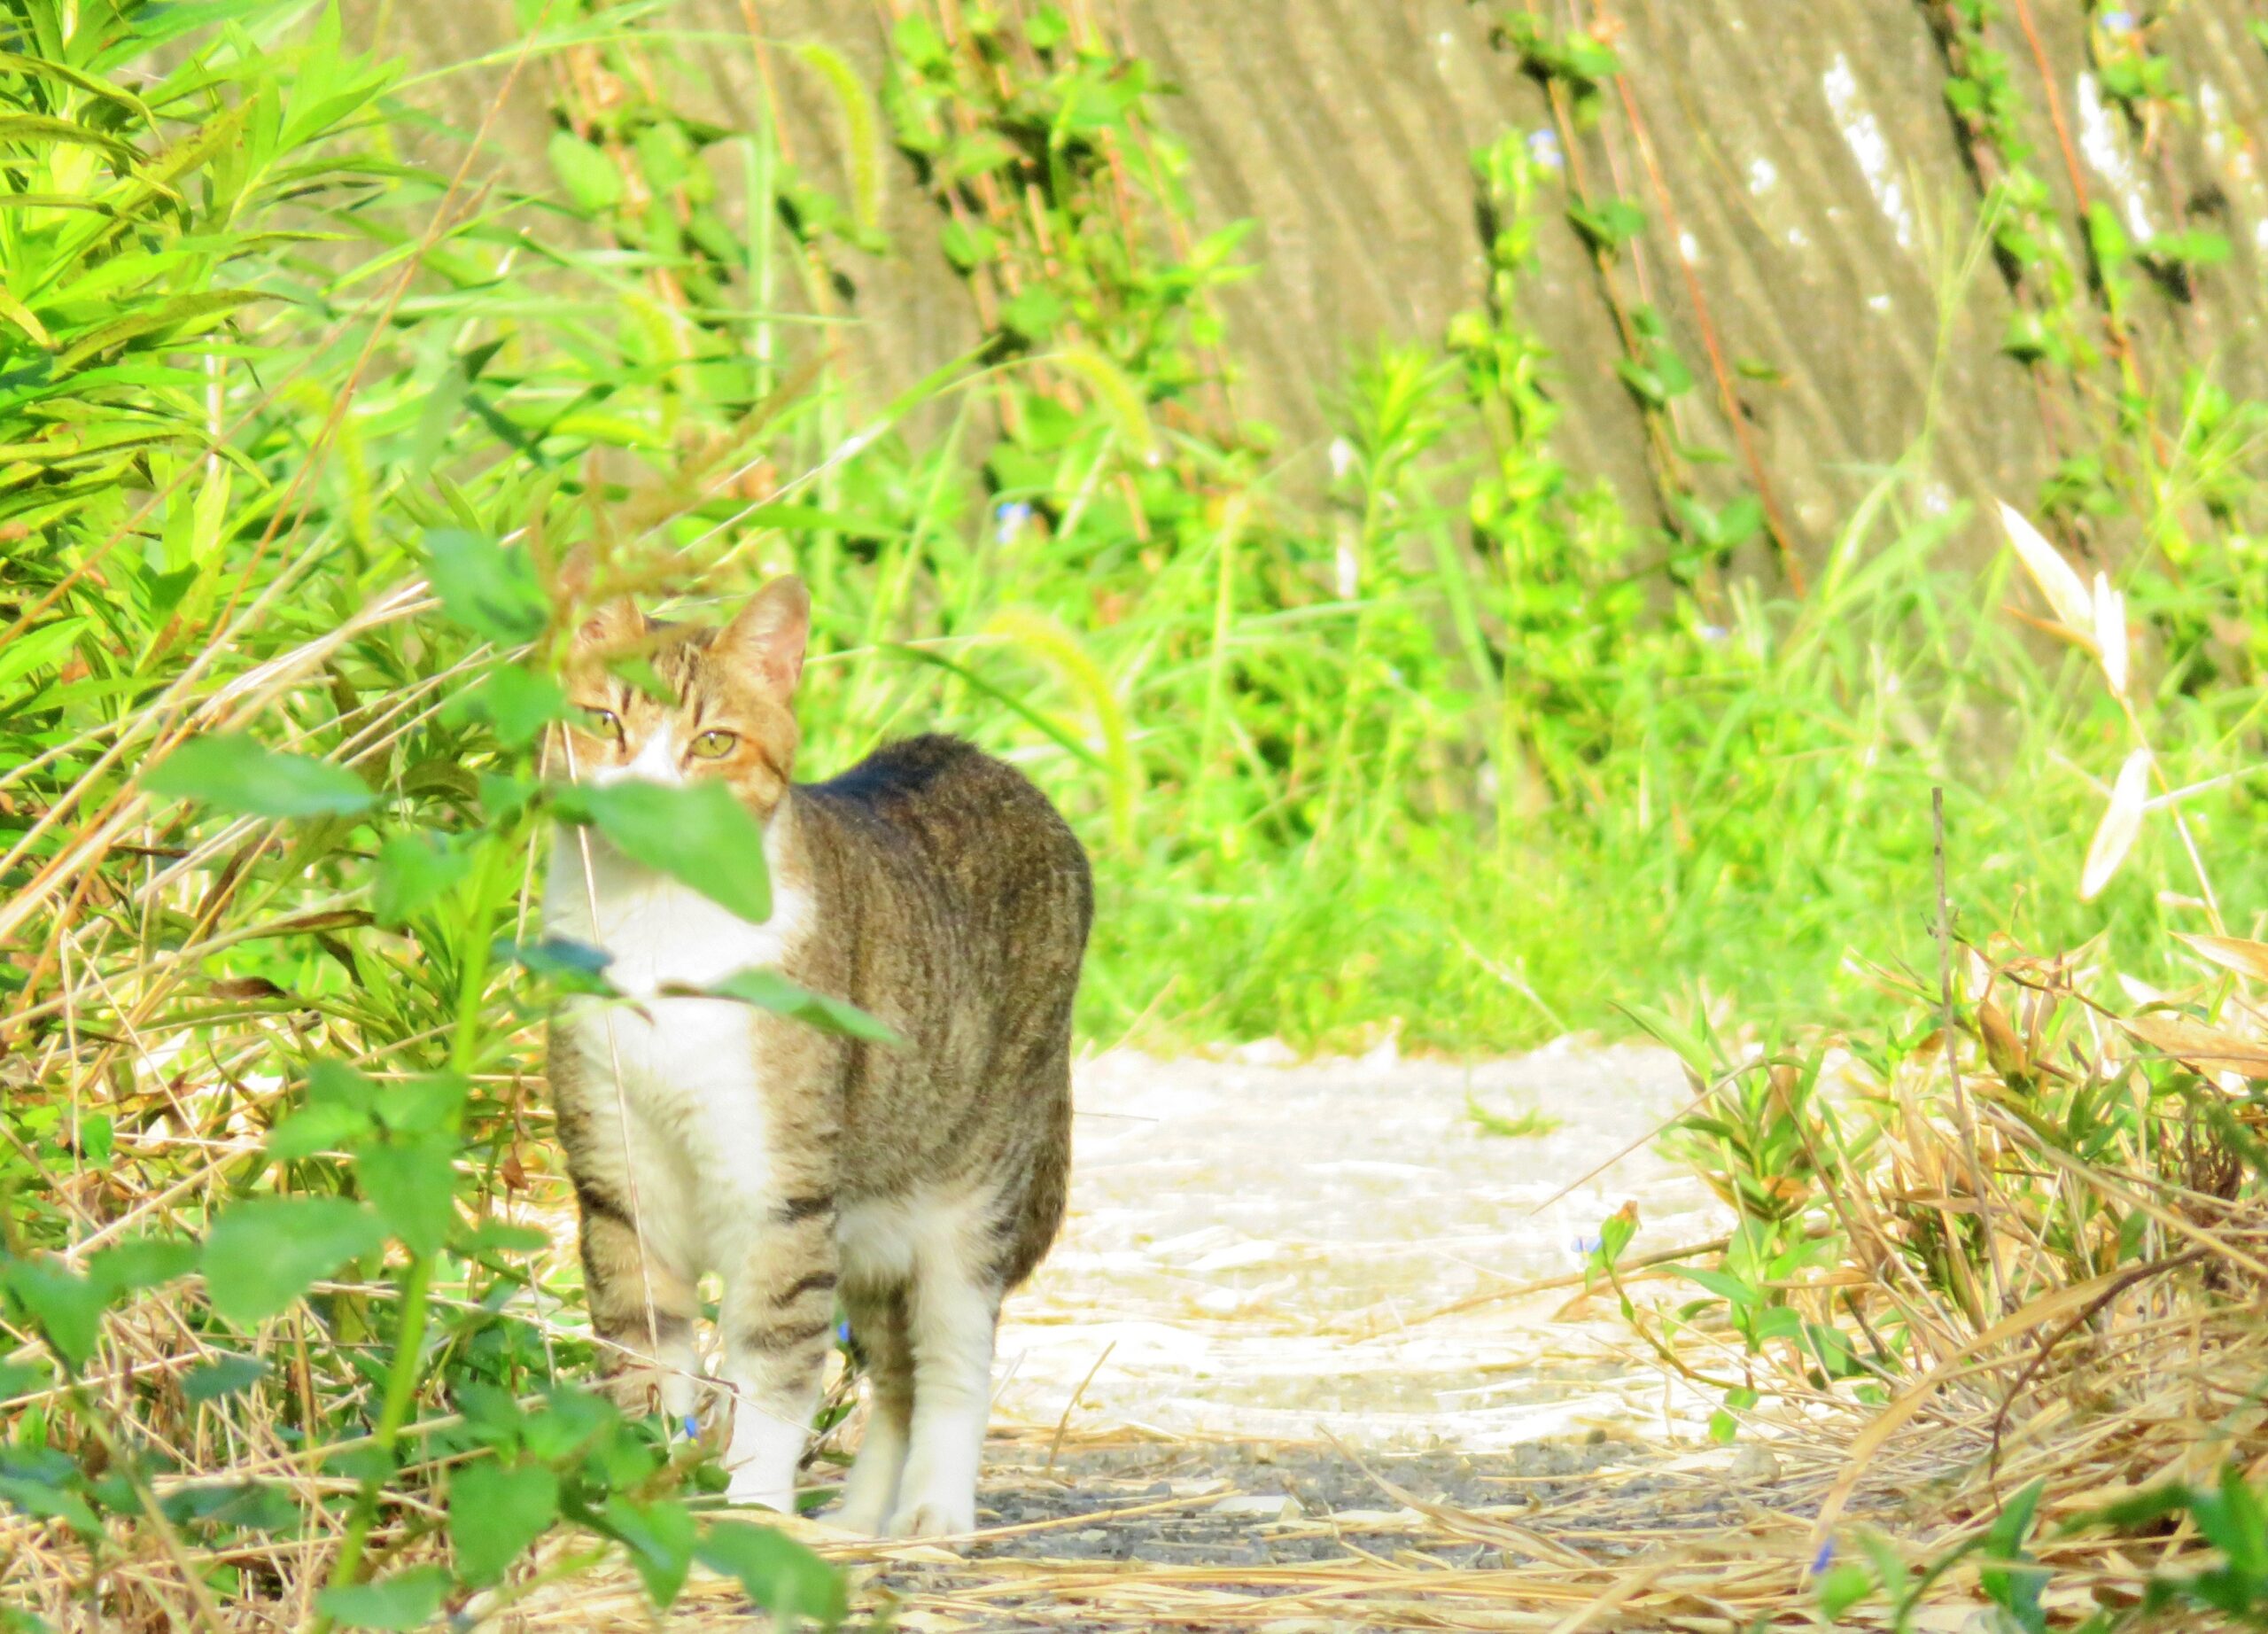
[543,821,814,1129]
[544,821,811,999]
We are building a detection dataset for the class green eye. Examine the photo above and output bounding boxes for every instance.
[690,729,737,759]
[581,707,622,739]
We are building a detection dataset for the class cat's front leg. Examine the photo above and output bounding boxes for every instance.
[712,1190,839,1513]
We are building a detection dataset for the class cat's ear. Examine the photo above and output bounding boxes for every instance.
[721,575,810,695]
[573,597,644,651]
[556,545,643,651]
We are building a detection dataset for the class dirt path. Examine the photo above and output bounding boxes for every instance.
[994,1040,1725,1451]
[819,1042,1746,1629]
[520,1042,1767,1630]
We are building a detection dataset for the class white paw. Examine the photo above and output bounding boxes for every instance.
[818,1495,890,1537]
[721,1473,797,1514]
[887,1493,975,1539]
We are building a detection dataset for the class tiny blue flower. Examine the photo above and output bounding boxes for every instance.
[680,1412,700,1442]
[1812,1539,1835,1575]
[1698,624,1731,644]
[1526,128,1565,172]
[1573,1233,1604,1257]
[994,499,1035,544]
[2099,9,2134,33]
[836,1317,853,1345]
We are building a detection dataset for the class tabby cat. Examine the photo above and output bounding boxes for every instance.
[543,575,1091,1537]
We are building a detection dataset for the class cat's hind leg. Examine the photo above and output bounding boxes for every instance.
[827,1284,913,1535]
[889,1255,1001,1538]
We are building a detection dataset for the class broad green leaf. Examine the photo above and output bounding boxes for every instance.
[0,1473,100,1537]
[555,779,773,924]
[425,529,548,646]
[371,1073,470,1137]
[1818,1560,1873,1618]
[602,1496,697,1608]
[697,1520,848,1628]
[200,1197,384,1327]
[182,1353,268,1403]
[700,969,900,1045]
[449,1459,559,1585]
[373,832,477,926]
[3,1259,106,1369]
[146,734,375,819]
[162,1479,296,1533]
[1567,197,1647,248]
[266,1100,373,1162]
[454,664,570,747]
[89,1236,196,1296]
[358,1137,458,1257]
[314,1565,449,1630]
[548,129,622,213]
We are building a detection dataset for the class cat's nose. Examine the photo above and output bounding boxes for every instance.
[590,731,685,788]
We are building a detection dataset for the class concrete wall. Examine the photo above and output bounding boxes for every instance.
[382,2,2268,567]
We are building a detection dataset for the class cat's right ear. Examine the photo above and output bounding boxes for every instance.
[556,546,643,651]
[722,575,811,696]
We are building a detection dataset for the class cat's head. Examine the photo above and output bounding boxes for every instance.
[558,575,810,816]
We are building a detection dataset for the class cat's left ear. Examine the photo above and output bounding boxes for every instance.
[722,575,810,695]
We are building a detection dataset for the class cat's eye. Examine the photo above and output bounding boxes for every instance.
[581,706,622,740]
[690,729,738,759]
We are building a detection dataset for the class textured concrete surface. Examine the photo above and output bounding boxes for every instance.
[380,2,2268,566]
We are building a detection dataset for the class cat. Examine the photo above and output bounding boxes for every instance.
[541,574,1091,1537]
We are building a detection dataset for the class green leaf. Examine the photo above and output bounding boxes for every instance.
[548,130,622,214]
[425,530,549,647]
[146,734,375,819]
[183,1353,268,1403]
[358,1137,458,1257]
[0,112,138,160]
[1707,1408,1737,1444]
[700,969,900,1045]
[314,1565,449,1630]
[697,1520,848,1628]
[201,1198,384,1327]
[3,1259,106,1369]
[373,832,478,927]
[0,1473,100,1537]
[604,655,675,704]
[89,1236,196,1296]
[1672,1265,1763,1307]
[454,664,571,748]
[602,1496,697,1608]
[1818,1560,1873,1619]
[1566,197,1647,250]
[449,1459,559,1585]
[0,286,50,348]
[164,1479,296,1533]
[555,779,773,924]
[266,1100,373,1162]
